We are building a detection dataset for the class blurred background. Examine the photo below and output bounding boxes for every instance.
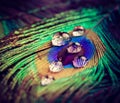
[0,0,119,38]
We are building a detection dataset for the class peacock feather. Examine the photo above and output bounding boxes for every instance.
[0,1,120,103]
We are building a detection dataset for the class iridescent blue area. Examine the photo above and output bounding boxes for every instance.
[48,36,95,68]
